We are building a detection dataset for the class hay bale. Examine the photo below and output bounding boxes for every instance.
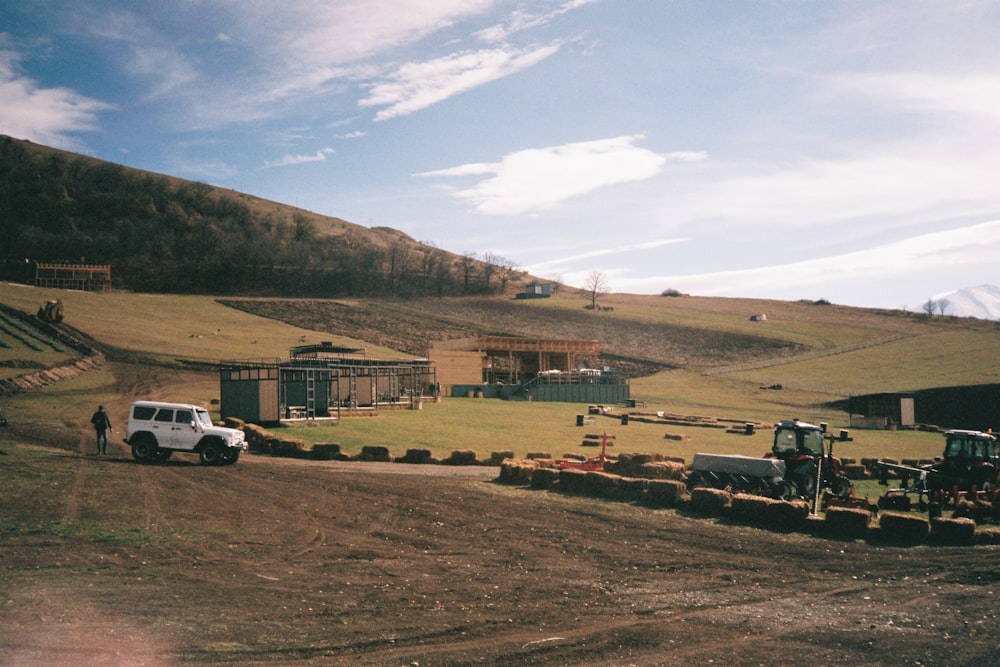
[823,506,872,540]
[766,499,810,530]
[617,477,649,501]
[878,512,930,545]
[584,471,621,498]
[223,416,245,429]
[357,445,391,462]
[497,459,537,485]
[730,493,772,523]
[842,463,868,480]
[526,452,551,460]
[242,424,271,453]
[689,487,731,516]
[664,455,686,465]
[312,443,345,460]
[443,449,478,466]
[638,461,686,480]
[557,468,587,494]
[269,436,309,458]
[952,499,992,523]
[530,467,559,489]
[931,517,976,545]
[396,448,433,464]
[973,526,1000,545]
[561,452,586,462]
[646,479,687,508]
[488,450,515,465]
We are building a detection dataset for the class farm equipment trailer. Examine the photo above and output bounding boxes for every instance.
[876,429,998,512]
[686,420,855,509]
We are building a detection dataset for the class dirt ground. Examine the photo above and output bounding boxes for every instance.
[2,369,1000,666]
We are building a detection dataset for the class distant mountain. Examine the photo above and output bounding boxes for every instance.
[923,285,1000,320]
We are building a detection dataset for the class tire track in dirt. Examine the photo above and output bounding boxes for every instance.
[219,462,335,565]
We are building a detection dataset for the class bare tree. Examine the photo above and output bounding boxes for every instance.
[922,298,936,317]
[547,273,564,293]
[937,299,949,316]
[459,252,477,294]
[484,252,519,293]
[584,270,609,310]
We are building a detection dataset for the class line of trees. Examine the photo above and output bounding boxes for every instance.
[0,136,519,297]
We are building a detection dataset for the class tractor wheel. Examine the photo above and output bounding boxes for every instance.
[199,441,223,466]
[794,473,816,498]
[131,435,157,463]
[772,480,795,500]
[830,476,852,497]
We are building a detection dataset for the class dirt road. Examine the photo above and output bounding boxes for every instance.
[3,427,999,666]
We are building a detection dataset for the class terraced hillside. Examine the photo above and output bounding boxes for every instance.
[220,296,807,376]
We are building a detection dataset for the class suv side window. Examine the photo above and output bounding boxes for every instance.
[175,409,193,424]
[133,405,156,420]
[154,409,175,423]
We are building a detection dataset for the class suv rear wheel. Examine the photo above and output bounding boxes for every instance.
[131,434,157,463]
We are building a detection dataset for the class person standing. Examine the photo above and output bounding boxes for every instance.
[90,405,111,455]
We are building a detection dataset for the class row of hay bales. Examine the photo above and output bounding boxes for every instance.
[497,458,1000,546]
[234,420,517,465]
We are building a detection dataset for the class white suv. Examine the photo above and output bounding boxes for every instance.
[124,401,247,465]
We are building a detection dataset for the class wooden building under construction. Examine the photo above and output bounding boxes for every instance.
[428,336,629,404]
[35,263,111,291]
[219,342,437,424]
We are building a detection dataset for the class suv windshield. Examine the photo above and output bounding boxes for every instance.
[195,408,213,427]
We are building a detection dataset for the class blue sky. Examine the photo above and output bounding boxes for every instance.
[2,0,999,309]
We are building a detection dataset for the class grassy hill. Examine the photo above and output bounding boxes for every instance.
[3,280,998,468]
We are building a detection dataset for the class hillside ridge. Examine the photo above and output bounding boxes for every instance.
[0,135,532,299]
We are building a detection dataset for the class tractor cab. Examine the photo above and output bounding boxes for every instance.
[771,419,852,500]
[932,429,998,490]
[772,420,825,459]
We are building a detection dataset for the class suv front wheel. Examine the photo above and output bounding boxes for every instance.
[199,440,224,466]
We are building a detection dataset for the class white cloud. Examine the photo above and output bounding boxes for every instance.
[418,135,677,214]
[219,0,498,106]
[529,238,688,271]
[265,147,335,168]
[360,44,561,121]
[476,0,600,43]
[0,49,112,148]
[615,220,1000,301]
[77,8,197,100]
[828,70,1000,122]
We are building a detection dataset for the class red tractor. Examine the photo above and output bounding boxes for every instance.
[771,419,853,500]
